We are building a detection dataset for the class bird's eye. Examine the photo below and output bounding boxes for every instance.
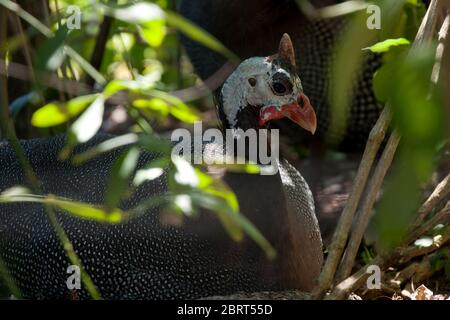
[272,82,287,95]
[248,77,257,87]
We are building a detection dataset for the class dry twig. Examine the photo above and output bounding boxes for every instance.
[314,0,446,299]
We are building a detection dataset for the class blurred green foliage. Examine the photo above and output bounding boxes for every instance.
[326,0,447,250]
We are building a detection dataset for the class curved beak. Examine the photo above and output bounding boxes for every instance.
[258,93,317,134]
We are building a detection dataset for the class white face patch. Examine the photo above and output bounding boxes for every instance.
[220,57,302,128]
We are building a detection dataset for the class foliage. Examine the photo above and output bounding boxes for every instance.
[0,0,268,299]
[326,0,446,250]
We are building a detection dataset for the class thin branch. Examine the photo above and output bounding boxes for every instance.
[0,59,92,95]
[415,0,442,48]
[0,0,107,85]
[328,225,450,299]
[0,8,21,298]
[0,59,236,103]
[313,0,443,299]
[312,107,391,298]
[431,12,450,84]
[0,22,101,299]
[407,201,450,245]
[325,256,385,300]
[12,13,36,86]
[441,8,450,138]
[53,0,73,100]
[399,222,450,264]
[87,12,113,86]
[336,131,401,282]
[0,78,101,298]
[412,173,450,229]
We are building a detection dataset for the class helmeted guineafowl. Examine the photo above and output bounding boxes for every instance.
[0,34,322,299]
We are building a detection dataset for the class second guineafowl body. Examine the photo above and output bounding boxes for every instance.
[178,0,383,150]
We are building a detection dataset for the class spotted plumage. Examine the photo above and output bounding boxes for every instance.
[0,35,322,299]
[178,0,384,150]
[0,134,321,299]
[0,135,280,299]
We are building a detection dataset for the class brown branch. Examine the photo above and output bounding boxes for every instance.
[312,107,391,299]
[389,262,421,289]
[399,223,450,264]
[87,14,113,87]
[336,131,401,282]
[412,173,450,229]
[328,210,450,299]
[328,227,450,299]
[325,256,385,300]
[0,59,93,95]
[442,9,450,138]
[313,0,444,299]
[0,59,236,104]
[415,0,442,48]
[406,201,450,245]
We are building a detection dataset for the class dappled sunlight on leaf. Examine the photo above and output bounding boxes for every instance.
[32,94,97,127]
[172,155,199,188]
[365,38,411,53]
[0,188,125,224]
[68,94,105,143]
[105,147,141,209]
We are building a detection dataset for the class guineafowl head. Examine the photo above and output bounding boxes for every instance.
[217,33,317,134]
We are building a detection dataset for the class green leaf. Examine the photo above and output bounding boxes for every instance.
[365,38,411,53]
[65,46,107,86]
[103,80,132,97]
[31,94,97,127]
[374,45,445,250]
[172,156,199,188]
[133,158,169,186]
[146,91,199,123]
[0,189,124,224]
[47,197,124,223]
[134,167,164,186]
[137,135,172,154]
[373,60,398,102]
[233,212,276,259]
[105,147,141,210]
[139,19,166,47]
[173,194,193,216]
[326,12,377,147]
[35,24,68,71]
[209,163,261,174]
[189,192,275,259]
[0,186,30,197]
[111,2,165,24]
[68,94,105,144]
[103,79,148,97]
[72,133,140,165]
[133,98,170,117]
